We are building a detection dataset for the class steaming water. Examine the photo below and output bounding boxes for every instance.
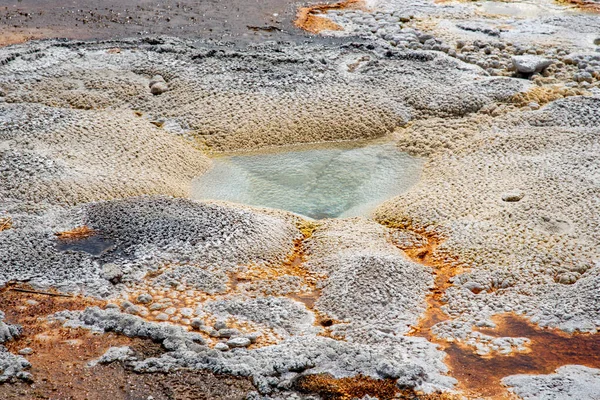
[192,142,422,219]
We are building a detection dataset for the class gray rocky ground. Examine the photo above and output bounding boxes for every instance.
[0,312,29,384]
[503,365,600,399]
[1,0,600,398]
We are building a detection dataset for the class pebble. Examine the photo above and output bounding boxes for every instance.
[136,293,153,304]
[120,301,134,309]
[214,320,228,330]
[164,307,176,315]
[512,55,553,74]
[148,75,165,88]
[475,345,490,356]
[574,71,593,83]
[155,313,169,321]
[214,342,229,351]
[179,307,194,317]
[502,191,525,202]
[150,82,169,95]
[16,371,33,383]
[246,332,261,344]
[227,337,252,348]
[218,328,240,338]
[18,348,33,355]
[101,263,123,284]
[190,318,205,329]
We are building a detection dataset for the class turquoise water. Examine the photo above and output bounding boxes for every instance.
[191,142,422,219]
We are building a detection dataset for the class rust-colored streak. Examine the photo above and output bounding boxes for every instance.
[294,374,402,400]
[295,0,364,34]
[0,217,12,232]
[294,373,459,400]
[402,231,464,338]
[392,225,600,399]
[557,0,600,12]
[232,238,324,293]
[55,225,96,240]
[444,313,600,399]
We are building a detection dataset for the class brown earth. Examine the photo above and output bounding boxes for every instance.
[446,314,600,399]
[0,287,255,400]
[294,373,461,400]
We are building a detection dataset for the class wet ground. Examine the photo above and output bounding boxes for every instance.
[0,0,343,46]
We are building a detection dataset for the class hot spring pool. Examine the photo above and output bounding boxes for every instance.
[191,142,422,219]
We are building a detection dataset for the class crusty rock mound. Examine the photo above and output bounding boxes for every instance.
[504,365,600,400]
[304,218,432,335]
[376,96,600,337]
[0,104,209,205]
[0,37,527,153]
[0,196,300,296]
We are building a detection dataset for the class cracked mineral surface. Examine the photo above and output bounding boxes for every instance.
[0,0,599,398]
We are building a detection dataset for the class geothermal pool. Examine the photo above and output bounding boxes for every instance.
[192,142,422,219]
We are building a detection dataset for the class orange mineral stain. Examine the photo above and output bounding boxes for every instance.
[443,314,600,398]
[392,226,600,399]
[55,225,96,240]
[0,287,254,399]
[557,0,600,12]
[294,373,460,400]
[295,0,365,34]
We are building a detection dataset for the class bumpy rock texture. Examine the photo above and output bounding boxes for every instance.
[1,0,600,397]
[0,196,300,296]
[305,218,432,336]
[504,365,600,400]
[0,104,210,204]
[0,311,29,384]
[58,305,453,395]
[0,37,527,155]
[377,96,600,338]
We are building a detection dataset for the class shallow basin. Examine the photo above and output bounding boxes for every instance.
[192,142,422,219]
